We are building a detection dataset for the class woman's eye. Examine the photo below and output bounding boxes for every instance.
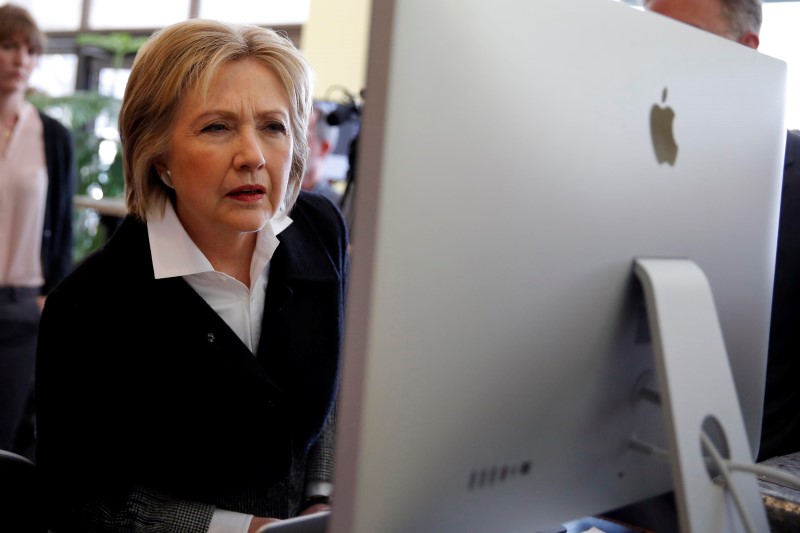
[201,123,228,133]
[264,121,288,134]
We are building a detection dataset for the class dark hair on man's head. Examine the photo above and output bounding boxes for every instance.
[720,0,762,38]
[642,0,762,40]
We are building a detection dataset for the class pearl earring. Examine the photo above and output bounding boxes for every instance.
[160,170,174,189]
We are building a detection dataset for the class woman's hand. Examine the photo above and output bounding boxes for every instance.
[248,516,281,533]
[299,503,332,516]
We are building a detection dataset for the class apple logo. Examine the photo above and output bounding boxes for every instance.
[650,87,678,166]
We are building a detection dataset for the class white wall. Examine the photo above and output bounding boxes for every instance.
[302,0,371,101]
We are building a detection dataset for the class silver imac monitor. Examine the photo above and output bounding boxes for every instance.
[329,0,788,532]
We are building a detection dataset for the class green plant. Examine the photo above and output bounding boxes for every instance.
[76,33,149,68]
[27,31,146,262]
[28,90,124,262]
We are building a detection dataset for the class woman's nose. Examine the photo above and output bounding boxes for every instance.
[234,129,267,171]
[13,45,33,66]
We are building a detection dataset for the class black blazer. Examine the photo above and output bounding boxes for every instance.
[36,192,348,530]
[760,129,800,461]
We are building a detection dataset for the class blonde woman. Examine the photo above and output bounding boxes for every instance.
[36,19,347,533]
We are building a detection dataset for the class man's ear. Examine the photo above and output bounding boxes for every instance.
[320,140,334,158]
[739,31,760,50]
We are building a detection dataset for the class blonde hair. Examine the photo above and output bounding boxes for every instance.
[120,19,315,220]
[0,3,46,55]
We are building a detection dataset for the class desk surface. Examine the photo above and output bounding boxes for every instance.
[759,452,800,533]
[596,451,800,533]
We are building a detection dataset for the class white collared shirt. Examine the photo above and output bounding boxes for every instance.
[147,202,293,533]
[148,201,292,353]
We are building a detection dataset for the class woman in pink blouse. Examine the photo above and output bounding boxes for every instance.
[0,3,76,459]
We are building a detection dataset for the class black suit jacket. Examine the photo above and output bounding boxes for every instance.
[36,192,348,531]
[759,130,800,461]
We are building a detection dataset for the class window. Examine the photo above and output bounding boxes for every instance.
[761,2,800,129]
[25,0,311,32]
[28,54,77,97]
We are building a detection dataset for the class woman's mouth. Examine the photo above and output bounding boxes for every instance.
[227,185,267,202]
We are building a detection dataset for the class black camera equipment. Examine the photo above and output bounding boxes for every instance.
[324,88,364,232]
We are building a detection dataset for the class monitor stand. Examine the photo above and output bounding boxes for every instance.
[633,258,768,533]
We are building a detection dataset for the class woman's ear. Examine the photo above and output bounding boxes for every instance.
[153,160,175,189]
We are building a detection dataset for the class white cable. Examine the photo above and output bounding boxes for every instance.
[700,431,756,533]
[628,435,670,458]
[727,460,800,491]
[629,426,797,530]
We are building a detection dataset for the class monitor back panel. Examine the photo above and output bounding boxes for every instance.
[331,1,787,532]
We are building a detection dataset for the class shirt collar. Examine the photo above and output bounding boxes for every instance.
[147,201,293,280]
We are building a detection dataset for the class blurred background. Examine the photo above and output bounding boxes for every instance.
[12,0,370,261]
[7,0,800,262]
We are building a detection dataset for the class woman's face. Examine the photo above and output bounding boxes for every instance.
[0,34,36,95]
[163,58,293,245]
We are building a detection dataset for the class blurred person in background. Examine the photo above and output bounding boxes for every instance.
[301,100,342,206]
[0,2,76,460]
